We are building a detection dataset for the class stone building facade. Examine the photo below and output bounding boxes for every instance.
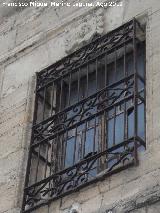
[0,0,160,213]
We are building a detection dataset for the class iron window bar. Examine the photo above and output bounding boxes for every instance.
[22,18,146,212]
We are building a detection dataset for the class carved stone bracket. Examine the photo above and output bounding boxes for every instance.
[65,8,104,54]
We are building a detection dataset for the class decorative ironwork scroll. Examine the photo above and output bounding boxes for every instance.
[33,76,134,146]
[22,19,145,213]
[24,143,135,212]
[37,20,134,91]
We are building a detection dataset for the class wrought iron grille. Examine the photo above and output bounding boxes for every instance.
[22,19,146,212]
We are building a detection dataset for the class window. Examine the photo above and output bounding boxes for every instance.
[22,19,146,212]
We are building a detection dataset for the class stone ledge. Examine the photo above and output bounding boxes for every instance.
[103,184,160,213]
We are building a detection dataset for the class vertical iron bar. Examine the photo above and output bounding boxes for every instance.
[63,131,68,168]
[50,82,55,116]
[113,48,117,146]
[133,19,138,165]
[96,58,98,91]
[79,126,82,161]
[56,135,60,171]
[44,143,49,179]
[101,111,107,171]
[49,138,55,196]
[113,106,116,146]
[105,53,108,87]
[59,78,63,111]
[93,116,97,153]
[106,115,109,169]
[124,41,127,141]
[42,87,46,120]
[86,64,89,97]
[83,120,87,158]
[78,68,80,102]
[103,111,107,150]
[61,133,65,170]
[144,41,146,148]
[73,125,78,165]
[68,73,72,106]
[59,134,63,170]
[50,139,54,176]
[105,52,109,163]
[114,48,117,81]
[35,144,41,183]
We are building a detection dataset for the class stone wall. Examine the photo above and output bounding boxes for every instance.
[0,0,160,212]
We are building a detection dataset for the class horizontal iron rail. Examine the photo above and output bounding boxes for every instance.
[31,93,135,148]
[27,136,143,190]
[37,37,135,91]
[32,150,51,167]
[38,19,134,77]
[34,73,134,128]
[22,162,134,213]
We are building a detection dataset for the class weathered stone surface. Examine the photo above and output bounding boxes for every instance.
[48,199,61,213]
[33,205,49,213]
[97,177,110,194]
[81,195,103,213]
[123,0,160,22]
[0,185,16,213]
[1,208,20,213]
[46,34,67,65]
[0,28,17,58]
[77,184,100,203]
[0,1,160,213]
[0,107,26,138]
[64,8,104,54]
[0,125,23,159]
[130,208,147,213]
[0,150,25,212]
[2,45,50,98]
[104,1,124,32]
[60,192,79,211]
[147,203,160,213]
